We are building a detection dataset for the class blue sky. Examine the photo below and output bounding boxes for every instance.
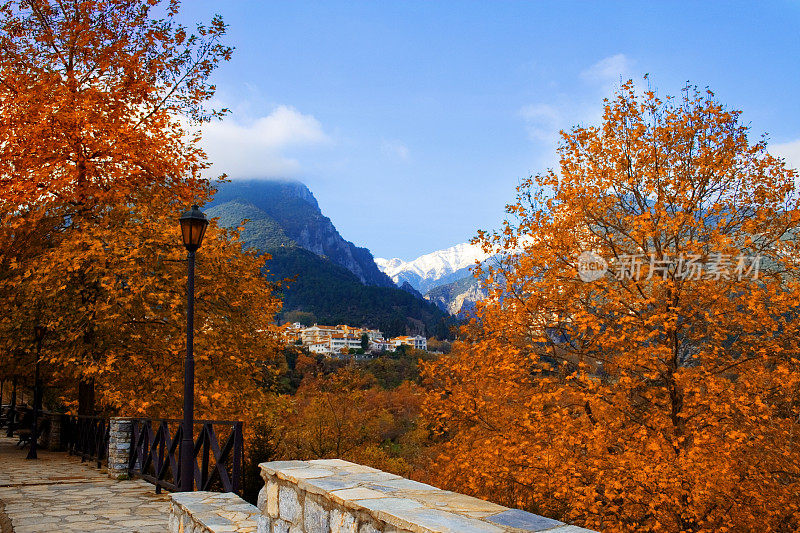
[178,1,800,260]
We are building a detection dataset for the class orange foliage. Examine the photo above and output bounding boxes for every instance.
[0,1,283,420]
[278,366,429,479]
[423,81,800,532]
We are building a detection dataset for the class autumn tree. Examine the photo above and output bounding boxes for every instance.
[0,0,227,212]
[0,0,283,418]
[423,81,800,532]
[278,366,429,478]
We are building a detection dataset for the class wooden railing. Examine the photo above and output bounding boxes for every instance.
[63,415,111,467]
[128,418,244,495]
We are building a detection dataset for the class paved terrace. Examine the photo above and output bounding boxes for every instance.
[0,436,169,532]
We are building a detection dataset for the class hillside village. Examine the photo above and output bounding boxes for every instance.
[283,322,427,356]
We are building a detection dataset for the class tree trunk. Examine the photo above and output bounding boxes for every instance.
[78,378,95,415]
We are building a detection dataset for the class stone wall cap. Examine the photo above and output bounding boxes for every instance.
[546,526,599,533]
[258,460,598,533]
[484,508,564,531]
[170,491,258,533]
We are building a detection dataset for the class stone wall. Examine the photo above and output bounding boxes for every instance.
[257,459,597,533]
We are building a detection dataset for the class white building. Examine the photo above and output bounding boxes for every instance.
[301,325,339,345]
[390,335,427,351]
[330,334,363,353]
[307,341,331,355]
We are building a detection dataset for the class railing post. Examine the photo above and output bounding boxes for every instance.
[201,425,210,490]
[128,419,140,474]
[107,417,133,479]
[233,422,243,495]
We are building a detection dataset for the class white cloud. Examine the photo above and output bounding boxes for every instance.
[519,103,562,142]
[519,54,632,167]
[199,105,331,178]
[580,53,632,85]
[381,139,410,161]
[771,139,800,171]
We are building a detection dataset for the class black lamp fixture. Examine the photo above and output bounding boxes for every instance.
[179,205,209,252]
[178,204,207,492]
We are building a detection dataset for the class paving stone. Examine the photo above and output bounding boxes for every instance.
[277,467,335,480]
[367,478,438,493]
[330,487,388,502]
[0,436,170,531]
[352,497,425,530]
[258,460,308,477]
[299,475,362,495]
[399,507,507,533]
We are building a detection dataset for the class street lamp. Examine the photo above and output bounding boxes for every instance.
[178,205,208,491]
[26,325,46,460]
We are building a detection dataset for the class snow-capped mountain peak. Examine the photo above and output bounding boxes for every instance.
[375,242,492,293]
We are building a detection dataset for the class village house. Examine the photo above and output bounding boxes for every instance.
[390,335,427,351]
[282,323,428,357]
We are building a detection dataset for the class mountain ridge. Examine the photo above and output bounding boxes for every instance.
[205,179,456,338]
[376,242,493,315]
[375,242,492,294]
[207,180,394,288]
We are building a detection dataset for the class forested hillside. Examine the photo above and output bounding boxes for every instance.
[206,180,457,338]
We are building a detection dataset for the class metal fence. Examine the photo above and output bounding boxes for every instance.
[128,418,244,495]
[63,415,111,467]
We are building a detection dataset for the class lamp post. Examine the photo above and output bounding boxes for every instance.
[26,325,46,460]
[178,205,208,492]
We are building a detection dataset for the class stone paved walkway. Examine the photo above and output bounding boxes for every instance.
[0,436,169,532]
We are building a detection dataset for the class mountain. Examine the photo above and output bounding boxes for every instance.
[424,276,486,316]
[375,242,494,314]
[399,281,424,299]
[375,242,493,294]
[206,179,455,338]
[263,247,452,339]
[207,180,394,288]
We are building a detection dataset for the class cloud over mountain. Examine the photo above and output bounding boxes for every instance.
[200,105,331,178]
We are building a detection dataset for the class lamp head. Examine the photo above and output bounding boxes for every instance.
[179,205,209,252]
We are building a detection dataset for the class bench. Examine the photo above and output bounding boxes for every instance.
[15,416,50,448]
